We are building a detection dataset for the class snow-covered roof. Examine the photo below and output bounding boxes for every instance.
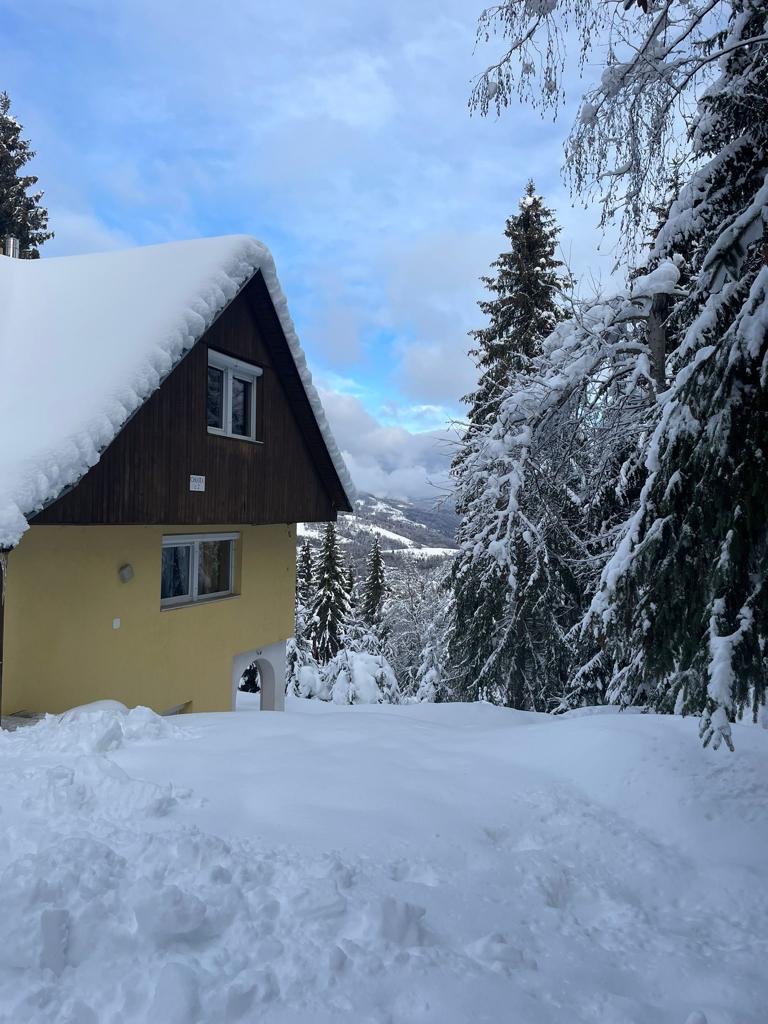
[0,235,355,548]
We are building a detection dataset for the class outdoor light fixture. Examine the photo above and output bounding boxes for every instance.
[118,564,134,583]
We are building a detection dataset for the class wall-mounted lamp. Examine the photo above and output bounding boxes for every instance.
[118,564,134,584]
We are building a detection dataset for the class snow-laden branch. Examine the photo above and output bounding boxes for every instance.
[471,0,768,239]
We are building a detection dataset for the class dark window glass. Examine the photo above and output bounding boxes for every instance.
[161,545,192,601]
[198,540,232,596]
[207,365,224,429]
[231,376,253,437]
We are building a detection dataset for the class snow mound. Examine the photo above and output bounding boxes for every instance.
[557,704,649,719]
[63,698,131,717]
[1,704,189,755]
[0,236,354,548]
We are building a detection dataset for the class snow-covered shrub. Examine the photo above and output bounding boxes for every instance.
[323,650,399,705]
[298,662,325,700]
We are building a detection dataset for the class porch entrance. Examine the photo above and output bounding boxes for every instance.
[231,640,287,711]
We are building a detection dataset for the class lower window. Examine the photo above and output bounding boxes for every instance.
[161,533,238,607]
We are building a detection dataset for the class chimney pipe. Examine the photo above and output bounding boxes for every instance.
[3,236,20,258]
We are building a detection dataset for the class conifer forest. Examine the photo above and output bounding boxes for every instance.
[288,1,768,754]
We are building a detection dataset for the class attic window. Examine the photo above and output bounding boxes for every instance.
[207,349,262,441]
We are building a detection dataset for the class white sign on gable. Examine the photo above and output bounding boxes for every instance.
[189,474,206,492]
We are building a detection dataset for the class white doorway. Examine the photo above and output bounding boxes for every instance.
[232,640,287,711]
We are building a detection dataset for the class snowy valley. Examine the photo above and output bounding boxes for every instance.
[298,493,458,574]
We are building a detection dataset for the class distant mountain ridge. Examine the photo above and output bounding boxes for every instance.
[299,491,458,571]
[351,493,458,548]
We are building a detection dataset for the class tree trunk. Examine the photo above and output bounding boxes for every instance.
[648,292,669,390]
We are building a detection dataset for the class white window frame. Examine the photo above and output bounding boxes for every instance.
[161,532,239,608]
[207,349,262,442]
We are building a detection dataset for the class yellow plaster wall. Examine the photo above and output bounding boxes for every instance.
[3,523,296,715]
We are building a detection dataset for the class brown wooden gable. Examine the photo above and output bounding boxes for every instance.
[32,272,351,528]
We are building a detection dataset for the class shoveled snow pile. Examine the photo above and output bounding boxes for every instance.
[1,703,190,755]
[0,236,354,548]
[0,698,765,1023]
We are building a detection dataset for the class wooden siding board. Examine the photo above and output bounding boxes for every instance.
[32,274,346,527]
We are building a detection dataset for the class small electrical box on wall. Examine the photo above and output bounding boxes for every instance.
[189,475,206,492]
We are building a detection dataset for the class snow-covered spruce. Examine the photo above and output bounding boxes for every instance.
[449,183,576,708]
[296,539,315,612]
[308,523,351,666]
[585,1,768,748]
[361,536,386,626]
[324,649,400,705]
[461,180,570,432]
[382,559,452,701]
[291,530,404,704]
[0,90,53,258]
[287,540,317,698]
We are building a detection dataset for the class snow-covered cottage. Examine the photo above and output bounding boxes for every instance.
[0,236,354,716]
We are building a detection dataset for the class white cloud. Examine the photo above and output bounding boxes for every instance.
[395,341,475,407]
[44,209,134,256]
[278,53,396,131]
[3,0,628,497]
[320,390,455,500]
[378,400,455,432]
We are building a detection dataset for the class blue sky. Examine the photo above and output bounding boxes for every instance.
[1,0,616,497]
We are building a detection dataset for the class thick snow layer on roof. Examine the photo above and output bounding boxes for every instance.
[0,236,354,547]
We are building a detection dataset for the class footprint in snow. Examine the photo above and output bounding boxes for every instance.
[467,932,538,974]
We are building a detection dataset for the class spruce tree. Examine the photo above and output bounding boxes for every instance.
[464,0,768,744]
[449,184,572,707]
[308,523,350,664]
[0,92,53,258]
[375,656,401,704]
[287,540,318,697]
[346,563,357,614]
[286,635,319,698]
[415,636,445,703]
[381,560,448,697]
[464,180,568,429]
[341,557,377,653]
[296,540,315,612]
[588,0,768,750]
[361,537,386,625]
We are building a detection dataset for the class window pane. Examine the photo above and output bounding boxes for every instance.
[198,540,232,596]
[161,545,191,600]
[231,376,253,437]
[207,365,224,429]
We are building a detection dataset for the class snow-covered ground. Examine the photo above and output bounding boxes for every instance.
[0,698,765,1023]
